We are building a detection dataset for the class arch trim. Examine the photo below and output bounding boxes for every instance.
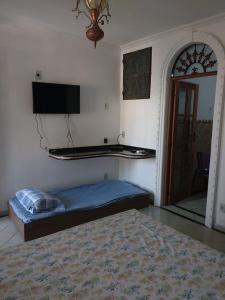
[156,31,225,228]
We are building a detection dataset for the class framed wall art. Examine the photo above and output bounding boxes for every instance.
[123,47,152,100]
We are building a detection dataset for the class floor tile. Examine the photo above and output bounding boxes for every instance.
[173,192,207,216]
[1,209,225,254]
[140,205,225,253]
[163,205,205,224]
[0,217,11,231]
[0,218,20,247]
[4,233,23,248]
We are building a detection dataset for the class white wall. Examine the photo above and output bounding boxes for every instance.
[0,25,120,211]
[183,76,217,120]
[1,13,225,232]
[119,17,225,231]
[119,29,189,196]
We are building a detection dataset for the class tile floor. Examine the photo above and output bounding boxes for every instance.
[0,217,23,249]
[140,205,225,253]
[163,204,205,224]
[174,192,207,216]
[164,192,207,224]
[0,206,225,253]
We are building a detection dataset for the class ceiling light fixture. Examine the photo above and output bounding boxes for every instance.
[73,0,111,48]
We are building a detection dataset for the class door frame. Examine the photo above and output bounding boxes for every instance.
[165,74,214,206]
[156,31,225,228]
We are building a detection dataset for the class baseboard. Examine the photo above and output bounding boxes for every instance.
[214,224,225,234]
[0,210,8,218]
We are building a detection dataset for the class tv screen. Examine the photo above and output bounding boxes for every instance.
[32,82,80,114]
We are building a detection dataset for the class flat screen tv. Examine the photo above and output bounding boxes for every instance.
[32,82,80,114]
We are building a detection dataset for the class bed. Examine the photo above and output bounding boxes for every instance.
[9,180,151,241]
[1,209,225,299]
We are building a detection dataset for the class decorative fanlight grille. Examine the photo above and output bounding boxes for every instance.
[171,43,217,77]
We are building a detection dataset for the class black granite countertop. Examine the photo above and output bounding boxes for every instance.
[49,144,156,160]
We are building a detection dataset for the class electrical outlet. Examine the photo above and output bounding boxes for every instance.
[104,173,108,180]
[122,131,125,138]
[220,203,225,213]
[35,70,42,81]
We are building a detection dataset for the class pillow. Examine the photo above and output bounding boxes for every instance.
[16,189,62,214]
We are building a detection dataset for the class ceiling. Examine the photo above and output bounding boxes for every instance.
[1,0,225,45]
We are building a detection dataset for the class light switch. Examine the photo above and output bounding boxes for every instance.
[104,103,109,110]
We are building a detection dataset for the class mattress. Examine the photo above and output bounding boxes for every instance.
[9,180,149,224]
[0,209,225,299]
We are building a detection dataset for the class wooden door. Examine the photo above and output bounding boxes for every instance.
[167,81,199,204]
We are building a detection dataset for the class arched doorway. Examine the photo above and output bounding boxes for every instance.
[156,32,225,228]
[164,43,217,224]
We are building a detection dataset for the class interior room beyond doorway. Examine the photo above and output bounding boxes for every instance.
[164,43,218,225]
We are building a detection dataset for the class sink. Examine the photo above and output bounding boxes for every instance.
[129,149,148,155]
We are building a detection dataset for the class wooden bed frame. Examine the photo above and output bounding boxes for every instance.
[9,195,152,241]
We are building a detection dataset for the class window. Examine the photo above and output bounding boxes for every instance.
[172,43,217,78]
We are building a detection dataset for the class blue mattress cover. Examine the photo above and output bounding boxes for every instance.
[9,180,149,224]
